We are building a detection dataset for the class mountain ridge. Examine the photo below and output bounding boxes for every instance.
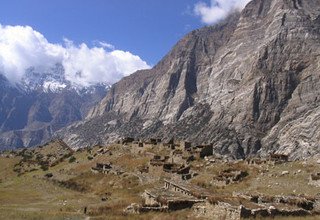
[59,0,320,160]
[0,65,109,149]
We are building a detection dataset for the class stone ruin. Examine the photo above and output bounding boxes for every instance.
[163,163,191,180]
[193,201,242,220]
[162,139,194,151]
[118,137,135,145]
[116,139,292,169]
[91,163,112,174]
[127,179,208,213]
[124,173,320,219]
[194,193,319,220]
[118,137,164,154]
[163,163,190,174]
[149,155,169,166]
[113,137,318,219]
[164,179,210,199]
[96,147,109,155]
[246,157,267,166]
[211,168,248,187]
[132,141,143,148]
[268,153,289,165]
[127,178,319,219]
[147,154,194,180]
[309,173,320,187]
[188,144,213,159]
[140,189,203,212]
[148,155,168,174]
[144,138,162,145]
[170,149,184,164]
[91,162,124,175]
[137,165,149,174]
[115,137,215,164]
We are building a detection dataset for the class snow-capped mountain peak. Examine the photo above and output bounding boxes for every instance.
[43,81,67,92]
[18,63,111,94]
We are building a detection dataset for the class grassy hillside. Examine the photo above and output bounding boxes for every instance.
[0,140,319,219]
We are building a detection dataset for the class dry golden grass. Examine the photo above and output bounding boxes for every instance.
[1,143,320,219]
[251,217,320,220]
[189,159,320,199]
[0,209,83,220]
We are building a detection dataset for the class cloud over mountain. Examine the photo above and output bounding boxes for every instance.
[0,24,150,87]
[194,0,251,25]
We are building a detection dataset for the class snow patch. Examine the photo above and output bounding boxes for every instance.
[43,81,67,92]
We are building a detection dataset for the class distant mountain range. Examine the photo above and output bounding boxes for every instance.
[0,64,109,148]
[1,0,320,160]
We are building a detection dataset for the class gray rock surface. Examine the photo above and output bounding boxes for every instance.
[0,66,108,149]
[60,0,320,159]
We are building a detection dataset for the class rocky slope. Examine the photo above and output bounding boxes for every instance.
[0,65,108,149]
[60,0,320,159]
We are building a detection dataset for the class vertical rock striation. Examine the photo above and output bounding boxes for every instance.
[61,0,320,159]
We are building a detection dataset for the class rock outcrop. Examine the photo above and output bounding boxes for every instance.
[0,66,108,149]
[60,0,320,159]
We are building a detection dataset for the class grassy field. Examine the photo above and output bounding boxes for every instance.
[190,159,320,197]
[0,143,192,219]
[0,142,319,219]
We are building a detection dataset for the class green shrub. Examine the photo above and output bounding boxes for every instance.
[41,164,49,171]
[69,156,76,163]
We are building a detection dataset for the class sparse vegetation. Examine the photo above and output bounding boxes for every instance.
[45,173,53,178]
[68,156,76,163]
[1,141,320,219]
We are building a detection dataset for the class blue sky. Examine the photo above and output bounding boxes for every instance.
[0,0,205,65]
[0,0,250,86]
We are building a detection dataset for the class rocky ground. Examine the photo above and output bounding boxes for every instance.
[0,139,319,219]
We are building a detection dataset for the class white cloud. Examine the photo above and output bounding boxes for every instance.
[0,24,150,87]
[97,41,115,50]
[194,0,251,25]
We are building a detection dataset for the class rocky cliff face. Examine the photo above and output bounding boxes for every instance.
[61,0,320,159]
[0,65,108,149]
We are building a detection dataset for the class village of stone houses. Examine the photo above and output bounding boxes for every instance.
[0,138,320,220]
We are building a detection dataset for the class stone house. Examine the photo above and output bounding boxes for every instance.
[163,163,191,180]
[194,195,314,220]
[142,189,204,212]
[164,179,193,197]
[149,155,168,166]
[173,141,192,150]
[140,180,206,212]
[148,155,168,174]
[268,153,289,164]
[132,141,144,148]
[130,141,145,154]
[211,169,248,186]
[190,144,213,158]
[309,173,320,187]
[170,149,185,164]
[164,179,210,199]
[144,138,161,145]
[119,137,135,145]
[91,163,112,174]
[91,162,124,175]
[246,158,267,166]
[193,201,242,220]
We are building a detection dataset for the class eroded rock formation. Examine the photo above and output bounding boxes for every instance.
[60,0,320,159]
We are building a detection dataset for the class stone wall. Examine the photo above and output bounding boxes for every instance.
[193,202,240,220]
[309,173,320,187]
[142,191,160,207]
